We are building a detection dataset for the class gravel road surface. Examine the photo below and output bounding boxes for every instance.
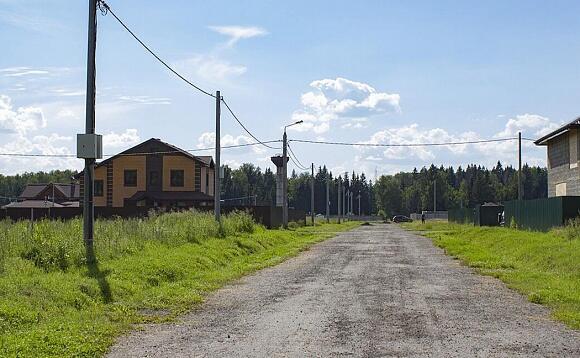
[108,223,580,357]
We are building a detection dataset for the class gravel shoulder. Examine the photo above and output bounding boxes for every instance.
[107,223,580,357]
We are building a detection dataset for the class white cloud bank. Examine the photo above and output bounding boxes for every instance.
[0,94,46,134]
[290,77,401,134]
[208,25,268,47]
[0,95,143,174]
[103,129,140,149]
[173,55,247,84]
[355,113,560,169]
[197,131,267,155]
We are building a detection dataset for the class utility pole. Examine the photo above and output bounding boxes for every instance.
[325,175,329,223]
[433,180,437,212]
[350,191,353,217]
[214,91,221,223]
[281,120,302,228]
[358,193,361,216]
[337,177,342,224]
[518,131,523,200]
[83,0,98,250]
[343,187,346,221]
[311,163,315,225]
[282,130,288,228]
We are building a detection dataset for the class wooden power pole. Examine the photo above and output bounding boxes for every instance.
[311,163,314,225]
[326,175,329,223]
[83,0,98,250]
[518,131,523,200]
[214,91,221,223]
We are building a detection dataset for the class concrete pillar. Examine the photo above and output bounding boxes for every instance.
[271,155,287,207]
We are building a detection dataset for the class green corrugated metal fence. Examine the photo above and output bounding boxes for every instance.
[448,208,474,224]
[504,196,580,231]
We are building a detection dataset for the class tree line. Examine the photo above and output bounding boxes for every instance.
[219,161,547,218]
[0,162,547,216]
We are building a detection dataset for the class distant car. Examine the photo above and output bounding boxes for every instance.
[392,215,413,223]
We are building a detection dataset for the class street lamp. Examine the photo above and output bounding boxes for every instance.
[282,120,303,228]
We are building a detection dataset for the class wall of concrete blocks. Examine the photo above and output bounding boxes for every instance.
[547,129,580,197]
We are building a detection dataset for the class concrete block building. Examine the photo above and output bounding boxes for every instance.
[535,118,580,197]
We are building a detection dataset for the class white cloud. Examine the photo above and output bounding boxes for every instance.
[51,88,85,97]
[290,77,400,134]
[0,95,80,174]
[496,113,560,138]
[208,25,268,47]
[0,94,46,134]
[341,118,368,129]
[118,95,171,105]
[197,131,266,155]
[355,114,554,169]
[0,66,70,79]
[103,129,140,149]
[173,55,246,84]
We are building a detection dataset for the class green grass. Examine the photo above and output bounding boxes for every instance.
[0,211,359,357]
[402,221,580,330]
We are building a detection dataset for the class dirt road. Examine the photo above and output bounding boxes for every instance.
[108,224,580,357]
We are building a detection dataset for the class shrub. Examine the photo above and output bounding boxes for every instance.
[510,216,518,229]
[0,210,257,273]
[562,217,580,241]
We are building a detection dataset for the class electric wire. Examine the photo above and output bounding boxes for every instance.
[288,153,308,171]
[0,141,281,159]
[220,98,280,150]
[289,137,533,147]
[98,0,215,98]
[287,143,309,170]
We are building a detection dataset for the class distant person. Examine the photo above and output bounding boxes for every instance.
[421,213,425,224]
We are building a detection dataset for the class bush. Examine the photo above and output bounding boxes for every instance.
[510,216,518,229]
[0,211,257,273]
[287,221,305,229]
[562,217,580,241]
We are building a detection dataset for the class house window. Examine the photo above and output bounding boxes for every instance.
[149,171,159,186]
[170,169,184,187]
[94,180,104,197]
[556,183,567,196]
[124,170,138,187]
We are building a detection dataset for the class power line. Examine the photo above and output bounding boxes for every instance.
[289,137,532,147]
[287,143,309,170]
[220,97,280,150]
[0,141,280,159]
[98,0,215,98]
[288,152,308,171]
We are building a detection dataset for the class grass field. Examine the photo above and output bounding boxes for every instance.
[0,211,359,357]
[402,221,580,330]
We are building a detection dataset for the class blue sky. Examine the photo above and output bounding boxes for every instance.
[1,0,579,176]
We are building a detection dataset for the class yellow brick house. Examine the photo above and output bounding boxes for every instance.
[78,138,215,208]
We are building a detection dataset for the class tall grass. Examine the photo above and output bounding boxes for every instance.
[0,210,256,273]
[402,220,580,329]
[0,211,357,357]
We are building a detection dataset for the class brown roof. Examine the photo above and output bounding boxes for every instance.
[19,184,48,199]
[535,117,580,145]
[19,183,79,200]
[2,200,66,209]
[75,138,213,178]
[197,156,215,168]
